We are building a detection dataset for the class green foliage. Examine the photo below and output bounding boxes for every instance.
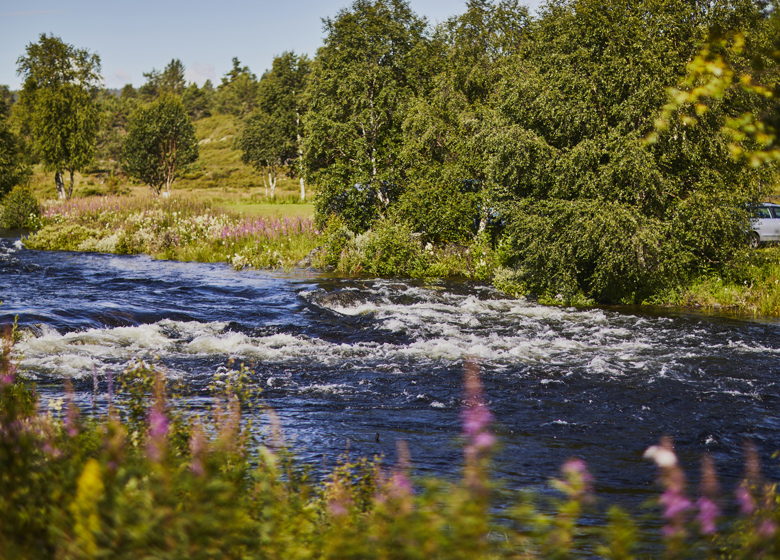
[214,58,258,118]
[318,215,498,279]
[304,0,434,227]
[25,194,320,269]
[0,185,41,229]
[0,86,30,196]
[139,59,186,101]
[25,222,103,251]
[650,0,780,166]
[94,89,138,175]
[391,180,481,244]
[15,33,102,200]
[5,326,780,558]
[238,52,310,199]
[182,80,213,120]
[121,95,199,195]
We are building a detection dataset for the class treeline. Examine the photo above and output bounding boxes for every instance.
[1,0,779,303]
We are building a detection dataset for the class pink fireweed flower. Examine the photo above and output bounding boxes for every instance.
[146,407,168,463]
[736,483,756,516]
[646,437,691,539]
[64,380,79,438]
[696,497,719,535]
[759,519,778,537]
[553,458,594,503]
[461,358,495,493]
[696,454,721,535]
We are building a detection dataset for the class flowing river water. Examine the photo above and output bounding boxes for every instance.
[2,233,780,511]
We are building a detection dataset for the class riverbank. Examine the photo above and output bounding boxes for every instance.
[19,192,780,317]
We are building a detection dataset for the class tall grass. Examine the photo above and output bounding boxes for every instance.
[675,246,780,316]
[26,194,321,269]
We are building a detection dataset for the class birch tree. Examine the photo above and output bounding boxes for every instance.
[16,34,101,200]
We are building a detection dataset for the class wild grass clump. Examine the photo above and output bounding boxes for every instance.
[674,246,780,315]
[3,330,780,558]
[25,194,320,269]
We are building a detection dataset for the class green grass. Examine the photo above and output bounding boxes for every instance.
[25,194,321,270]
[224,202,315,219]
[674,245,780,316]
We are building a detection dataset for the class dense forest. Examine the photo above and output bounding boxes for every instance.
[1,0,779,305]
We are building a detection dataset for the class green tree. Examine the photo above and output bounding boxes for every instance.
[15,33,101,200]
[238,52,310,199]
[398,1,530,237]
[0,85,30,196]
[479,0,772,302]
[183,80,213,120]
[140,59,186,101]
[214,58,258,117]
[303,0,433,231]
[121,95,198,195]
[651,0,779,166]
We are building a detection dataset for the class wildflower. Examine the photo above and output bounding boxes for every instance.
[736,483,756,516]
[696,454,721,535]
[189,424,206,476]
[64,379,79,438]
[645,437,691,540]
[462,358,495,492]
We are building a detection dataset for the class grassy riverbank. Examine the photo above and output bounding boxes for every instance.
[25,195,320,270]
[19,189,780,316]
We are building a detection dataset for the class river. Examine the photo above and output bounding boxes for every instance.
[2,233,779,511]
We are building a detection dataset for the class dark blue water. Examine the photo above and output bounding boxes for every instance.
[3,233,780,510]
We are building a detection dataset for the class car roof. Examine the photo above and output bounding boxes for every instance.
[759,202,780,207]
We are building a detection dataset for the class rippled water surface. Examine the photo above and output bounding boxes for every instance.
[3,234,780,508]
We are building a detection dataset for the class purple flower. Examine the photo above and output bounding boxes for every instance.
[462,401,493,438]
[736,484,756,516]
[148,407,169,439]
[759,519,778,537]
[696,497,720,535]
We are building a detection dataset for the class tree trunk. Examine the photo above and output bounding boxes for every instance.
[68,169,75,200]
[268,169,277,199]
[300,177,305,202]
[55,170,66,200]
[262,174,268,198]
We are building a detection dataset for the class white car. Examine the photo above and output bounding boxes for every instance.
[750,203,780,247]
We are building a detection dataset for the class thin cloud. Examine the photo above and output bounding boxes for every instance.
[185,62,215,86]
[114,70,131,84]
[1,10,62,16]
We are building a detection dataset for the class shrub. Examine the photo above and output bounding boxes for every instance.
[0,186,41,229]
[315,181,403,234]
[361,219,427,276]
[502,198,685,304]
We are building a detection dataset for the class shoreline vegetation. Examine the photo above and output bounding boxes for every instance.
[3,330,780,558]
[16,189,780,317]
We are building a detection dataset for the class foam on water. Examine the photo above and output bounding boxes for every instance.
[16,278,778,402]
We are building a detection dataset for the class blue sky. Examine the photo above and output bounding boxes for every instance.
[1,0,541,91]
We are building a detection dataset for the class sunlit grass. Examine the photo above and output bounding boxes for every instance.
[25,193,321,269]
[675,246,780,316]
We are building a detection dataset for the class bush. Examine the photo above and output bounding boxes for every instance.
[502,198,682,304]
[0,186,41,229]
[360,219,427,276]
